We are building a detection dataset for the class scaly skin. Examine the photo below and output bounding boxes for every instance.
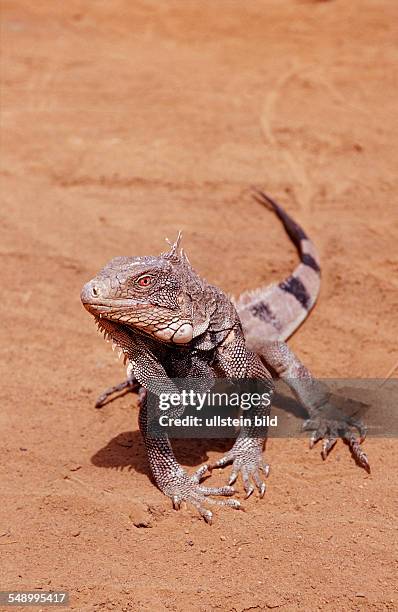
[81,191,368,522]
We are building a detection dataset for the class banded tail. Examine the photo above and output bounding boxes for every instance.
[236,190,321,347]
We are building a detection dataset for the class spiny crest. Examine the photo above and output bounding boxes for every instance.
[162,231,191,266]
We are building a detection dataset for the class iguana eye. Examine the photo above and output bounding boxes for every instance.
[136,274,154,287]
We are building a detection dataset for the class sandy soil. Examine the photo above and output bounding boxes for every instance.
[1,1,397,610]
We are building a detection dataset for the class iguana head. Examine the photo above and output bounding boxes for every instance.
[81,234,208,347]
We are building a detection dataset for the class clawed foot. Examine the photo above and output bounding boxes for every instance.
[163,465,241,524]
[209,439,270,499]
[303,399,369,472]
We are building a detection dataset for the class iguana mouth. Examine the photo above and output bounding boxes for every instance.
[94,307,194,350]
[82,289,194,346]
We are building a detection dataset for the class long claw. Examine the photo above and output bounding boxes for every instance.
[345,434,370,473]
[172,496,181,510]
[192,464,209,483]
[228,471,239,486]
[260,462,270,478]
[321,438,337,460]
[241,468,255,499]
[309,430,324,449]
[200,508,213,524]
[252,470,267,497]
[188,496,213,523]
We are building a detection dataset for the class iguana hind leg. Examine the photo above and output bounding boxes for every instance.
[95,375,139,408]
[257,341,369,471]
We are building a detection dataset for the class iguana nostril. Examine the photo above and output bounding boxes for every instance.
[80,281,101,305]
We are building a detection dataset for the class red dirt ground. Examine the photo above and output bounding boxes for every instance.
[1,1,397,610]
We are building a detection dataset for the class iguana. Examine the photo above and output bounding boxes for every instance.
[81,190,368,523]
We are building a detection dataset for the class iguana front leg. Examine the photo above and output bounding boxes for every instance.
[258,341,369,470]
[120,337,239,522]
[210,330,275,498]
[138,388,240,523]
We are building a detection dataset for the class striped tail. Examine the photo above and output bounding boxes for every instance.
[236,190,321,345]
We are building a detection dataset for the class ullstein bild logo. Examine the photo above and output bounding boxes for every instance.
[158,412,278,428]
